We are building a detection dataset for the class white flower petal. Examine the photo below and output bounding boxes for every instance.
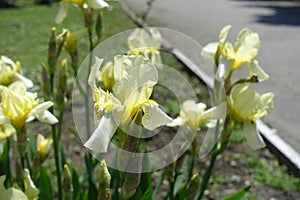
[32,101,54,115]
[0,116,9,125]
[167,117,186,127]
[248,60,269,81]
[35,110,58,125]
[244,121,265,150]
[15,74,33,88]
[203,103,226,121]
[201,42,218,61]
[86,0,109,9]
[0,55,16,67]
[88,57,104,99]
[84,113,118,153]
[55,3,69,24]
[23,168,39,200]
[215,57,233,80]
[142,104,172,130]
[26,115,35,123]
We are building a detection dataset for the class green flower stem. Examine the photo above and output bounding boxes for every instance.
[16,126,28,170]
[195,114,235,200]
[5,138,12,187]
[195,150,218,200]
[119,112,142,199]
[31,156,40,182]
[52,124,63,200]
[188,139,197,180]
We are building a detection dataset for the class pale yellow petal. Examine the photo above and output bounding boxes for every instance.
[244,121,265,149]
[142,103,172,130]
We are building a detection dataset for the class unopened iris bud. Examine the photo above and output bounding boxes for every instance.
[63,164,73,200]
[48,27,57,72]
[95,10,103,42]
[58,59,68,95]
[36,133,53,163]
[187,173,201,199]
[56,59,68,112]
[64,28,87,55]
[56,29,68,57]
[98,160,111,200]
[121,173,140,200]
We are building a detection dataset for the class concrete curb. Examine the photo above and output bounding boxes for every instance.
[120,0,300,177]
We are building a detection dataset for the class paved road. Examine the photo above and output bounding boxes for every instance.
[123,0,300,153]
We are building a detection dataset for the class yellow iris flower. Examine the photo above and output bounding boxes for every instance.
[36,133,53,162]
[85,55,172,153]
[0,55,33,87]
[0,169,39,200]
[127,28,162,64]
[202,26,269,81]
[0,82,58,129]
[168,100,226,131]
[228,84,274,149]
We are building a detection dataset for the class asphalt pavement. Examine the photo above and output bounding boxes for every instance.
[122,0,300,154]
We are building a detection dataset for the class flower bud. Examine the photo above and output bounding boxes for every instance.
[36,133,53,163]
[120,173,140,200]
[95,10,103,42]
[98,160,111,200]
[187,173,201,199]
[63,164,73,200]
[56,59,68,112]
[48,27,57,73]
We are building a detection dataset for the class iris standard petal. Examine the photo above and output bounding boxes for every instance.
[201,42,219,62]
[219,25,232,43]
[215,57,233,80]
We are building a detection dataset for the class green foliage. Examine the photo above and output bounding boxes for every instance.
[38,167,53,200]
[223,186,251,200]
[229,123,245,143]
[248,156,300,191]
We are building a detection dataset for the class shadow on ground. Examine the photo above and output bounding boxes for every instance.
[232,0,300,26]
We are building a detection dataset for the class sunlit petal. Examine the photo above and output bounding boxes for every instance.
[86,0,109,9]
[219,25,232,43]
[248,60,269,81]
[201,42,218,62]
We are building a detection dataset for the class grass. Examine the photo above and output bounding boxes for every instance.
[0,0,136,83]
